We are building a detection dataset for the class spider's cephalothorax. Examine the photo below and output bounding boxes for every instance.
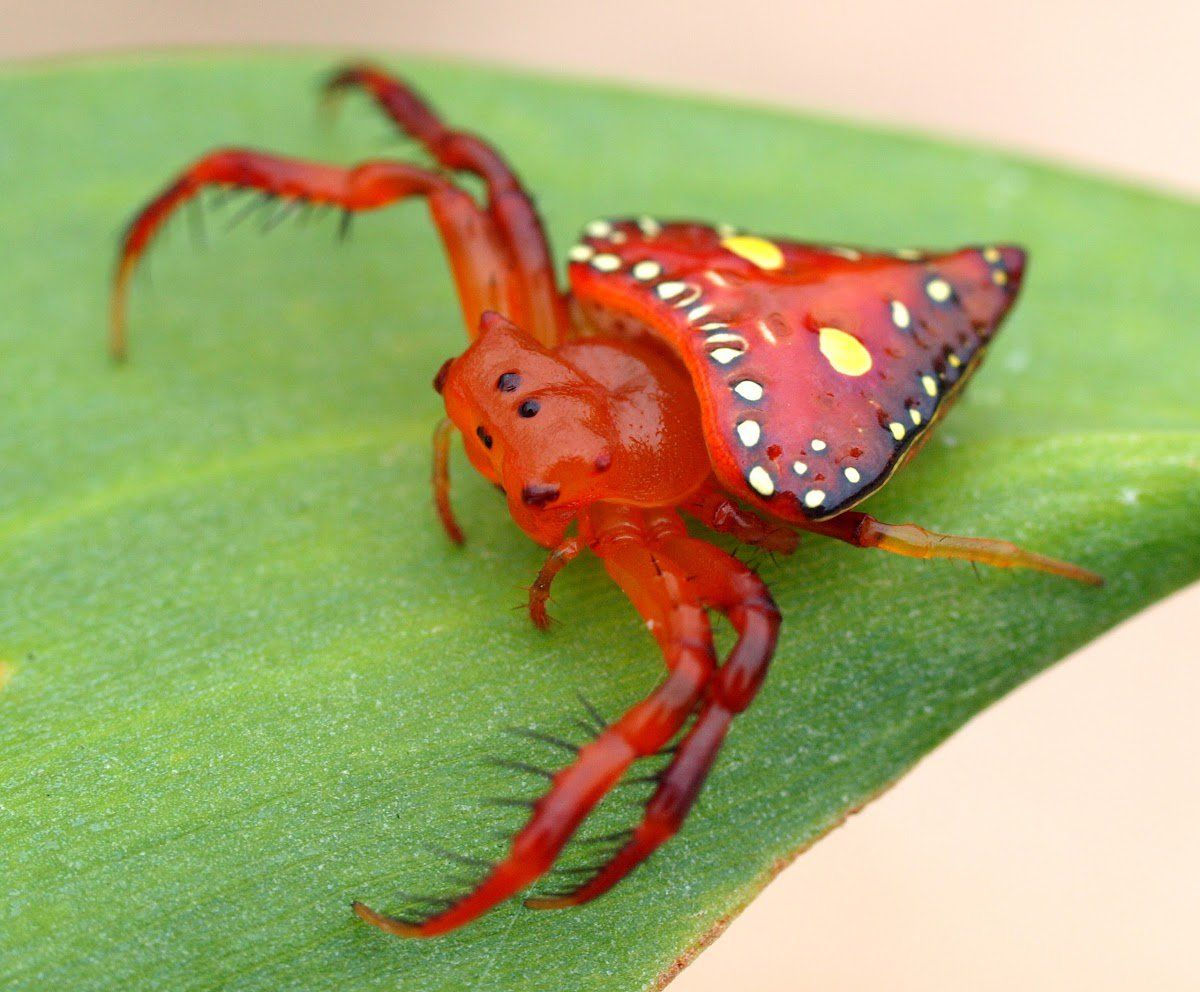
[113,64,1102,938]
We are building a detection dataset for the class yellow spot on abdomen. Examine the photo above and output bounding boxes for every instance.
[721,235,784,270]
[0,661,13,693]
[818,326,873,377]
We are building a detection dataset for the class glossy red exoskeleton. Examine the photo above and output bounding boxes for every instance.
[112,64,1102,937]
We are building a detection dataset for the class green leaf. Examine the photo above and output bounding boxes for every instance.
[1,54,1197,992]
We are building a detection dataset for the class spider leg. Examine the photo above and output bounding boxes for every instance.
[527,511,780,908]
[111,149,520,359]
[431,417,464,545]
[528,536,583,630]
[683,481,798,555]
[353,506,716,937]
[808,511,1103,586]
[324,64,568,347]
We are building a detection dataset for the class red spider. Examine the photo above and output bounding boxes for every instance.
[112,64,1102,938]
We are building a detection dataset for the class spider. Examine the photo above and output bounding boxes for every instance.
[111,64,1102,938]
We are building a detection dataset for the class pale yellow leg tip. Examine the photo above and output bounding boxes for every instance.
[352,900,422,938]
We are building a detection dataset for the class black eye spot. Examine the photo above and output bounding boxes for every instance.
[475,425,493,449]
[497,372,521,392]
[518,399,540,418]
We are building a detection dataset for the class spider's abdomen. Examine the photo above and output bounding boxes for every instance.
[566,218,1025,521]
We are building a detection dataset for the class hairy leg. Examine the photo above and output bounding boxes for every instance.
[683,482,798,554]
[111,148,519,357]
[528,510,781,907]
[325,64,568,346]
[809,511,1103,586]
[352,505,716,937]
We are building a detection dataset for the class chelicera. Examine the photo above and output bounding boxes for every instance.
[112,64,1102,938]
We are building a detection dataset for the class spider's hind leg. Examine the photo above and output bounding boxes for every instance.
[809,511,1103,585]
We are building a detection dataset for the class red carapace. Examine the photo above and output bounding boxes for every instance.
[112,64,1102,938]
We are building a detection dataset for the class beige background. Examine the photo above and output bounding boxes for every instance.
[4,3,1198,989]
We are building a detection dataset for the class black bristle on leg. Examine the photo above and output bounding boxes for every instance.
[392,891,456,912]
[186,195,206,249]
[484,757,555,780]
[575,691,607,731]
[549,864,606,878]
[504,726,580,754]
[225,191,275,232]
[262,197,302,233]
[574,828,633,847]
[483,796,536,810]
[428,847,493,870]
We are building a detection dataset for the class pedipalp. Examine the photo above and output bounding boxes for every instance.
[528,536,583,629]
[431,417,464,545]
[528,511,781,907]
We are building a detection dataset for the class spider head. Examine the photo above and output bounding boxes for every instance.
[435,311,617,545]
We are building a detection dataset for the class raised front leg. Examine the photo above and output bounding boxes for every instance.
[352,505,717,937]
[809,511,1103,585]
[111,149,519,358]
[324,64,569,346]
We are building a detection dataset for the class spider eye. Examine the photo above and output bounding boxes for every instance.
[497,372,521,392]
[518,399,540,418]
[475,425,493,449]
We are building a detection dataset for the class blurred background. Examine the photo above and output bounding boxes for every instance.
[4,3,1196,989]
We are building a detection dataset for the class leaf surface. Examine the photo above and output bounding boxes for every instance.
[1,54,1197,992]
